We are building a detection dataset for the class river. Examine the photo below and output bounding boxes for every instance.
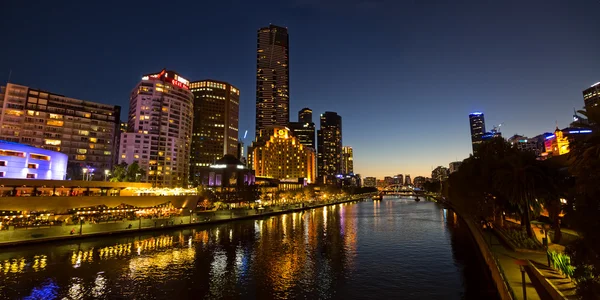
[0,197,498,299]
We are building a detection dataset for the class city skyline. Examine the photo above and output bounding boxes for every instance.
[1,1,599,178]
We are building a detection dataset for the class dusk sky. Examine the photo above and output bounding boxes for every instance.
[2,0,599,179]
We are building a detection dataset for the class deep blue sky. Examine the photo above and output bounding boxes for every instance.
[1,0,599,179]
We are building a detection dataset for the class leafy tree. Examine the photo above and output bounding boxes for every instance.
[566,107,600,298]
[110,162,128,182]
[126,162,145,182]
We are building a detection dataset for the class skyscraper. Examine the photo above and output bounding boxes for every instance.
[404,175,411,185]
[289,108,315,149]
[118,69,193,187]
[0,83,120,180]
[298,107,312,123]
[469,112,486,155]
[256,24,290,138]
[189,80,240,185]
[317,111,342,184]
[583,82,600,110]
[341,146,354,174]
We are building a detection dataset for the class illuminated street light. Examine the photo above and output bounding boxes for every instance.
[82,168,88,181]
[104,169,110,181]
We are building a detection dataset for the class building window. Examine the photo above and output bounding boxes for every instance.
[0,150,25,158]
[30,154,50,161]
[27,163,38,169]
[26,173,36,179]
[0,161,6,167]
[75,155,86,161]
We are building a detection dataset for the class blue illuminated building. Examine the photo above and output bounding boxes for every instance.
[468,112,486,155]
[0,140,67,180]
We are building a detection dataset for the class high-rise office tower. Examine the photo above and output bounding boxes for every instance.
[404,175,412,185]
[0,83,120,180]
[363,177,377,188]
[188,80,240,185]
[341,146,354,174]
[395,174,403,185]
[256,24,290,138]
[289,108,315,149]
[317,111,342,184]
[118,69,193,187]
[298,107,312,123]
[469,112,486,155]
[583,82,600,110]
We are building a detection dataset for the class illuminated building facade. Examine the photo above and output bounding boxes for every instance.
[289,108,316,149]
[197,154,254,188]
[0,83,120,179]
[583,82,600,110]
[341,146,354,174]
[253,127,316,183]
[543,127,592,158]
[469,112,486,155]
[404,175,411,185]
[0,140,67,180]
[256,24,290,138]
[189,80,240,185]
[119,69,193,187]
[317,112,342,184]
[363,176,376,188]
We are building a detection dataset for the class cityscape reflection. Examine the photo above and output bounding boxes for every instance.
[0,200,495,299]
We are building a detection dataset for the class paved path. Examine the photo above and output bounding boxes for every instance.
[481,228,548,300]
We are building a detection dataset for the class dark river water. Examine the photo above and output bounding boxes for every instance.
[0,197,498,299]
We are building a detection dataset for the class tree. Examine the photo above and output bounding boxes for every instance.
[566,107,600,298]
[110,162,128,182]
[126,162,145,182]
[493,149,543,238]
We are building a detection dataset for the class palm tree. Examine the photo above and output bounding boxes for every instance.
[493,150,542,238]
[537,158,572,243]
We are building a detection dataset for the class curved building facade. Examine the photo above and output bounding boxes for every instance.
[119,69,193,187]
[0,140,67,180]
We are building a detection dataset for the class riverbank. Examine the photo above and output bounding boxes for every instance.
[0,195,371,248]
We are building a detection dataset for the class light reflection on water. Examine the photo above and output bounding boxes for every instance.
[0,199,497,299]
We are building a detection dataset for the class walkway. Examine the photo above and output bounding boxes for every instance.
[481,227,548,300]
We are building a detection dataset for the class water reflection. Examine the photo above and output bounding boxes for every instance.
[0,200,495,299]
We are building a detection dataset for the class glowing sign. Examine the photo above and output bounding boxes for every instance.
[470,112,483,116]
[545,134,555,140]
[169,78,189,90]
[174,74,189,86]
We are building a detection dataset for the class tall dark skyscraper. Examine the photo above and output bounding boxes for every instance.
[318,111,342,184]
[256,24,290,138]
[583,82,600,111]
[289,108,316,149]
[298,107,312,123]
[469,112,486,155]
[188,80,240,185]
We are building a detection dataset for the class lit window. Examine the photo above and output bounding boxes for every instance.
[46,120,64,127]
[121,154,126,159]
[104,151,111,155]
[77,149,87,154]
[30,153,50,161]
[78,130,89,136]
[89,138,97,143]
[44,139,61,146]
[75,155,86,161]
[27,163,38,169]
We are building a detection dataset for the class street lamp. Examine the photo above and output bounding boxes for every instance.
[88,168,95,181]
[104,169,110,181]
[79,216,84,235]
[82,168,88,181]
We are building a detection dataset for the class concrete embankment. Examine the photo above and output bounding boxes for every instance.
[438,199,515,300]
[0,196,369,248]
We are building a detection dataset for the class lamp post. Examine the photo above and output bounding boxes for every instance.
[79,216,84,235]
[82,168,88,181]
[189,209,193,224]
[88,168,95,181]
[104,169,110,181]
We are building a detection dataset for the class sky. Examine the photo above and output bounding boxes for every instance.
[1,0,599,179]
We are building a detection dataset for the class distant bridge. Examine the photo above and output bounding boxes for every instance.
[379,184,426,196]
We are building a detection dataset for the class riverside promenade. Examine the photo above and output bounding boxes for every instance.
[0,195,372,248]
